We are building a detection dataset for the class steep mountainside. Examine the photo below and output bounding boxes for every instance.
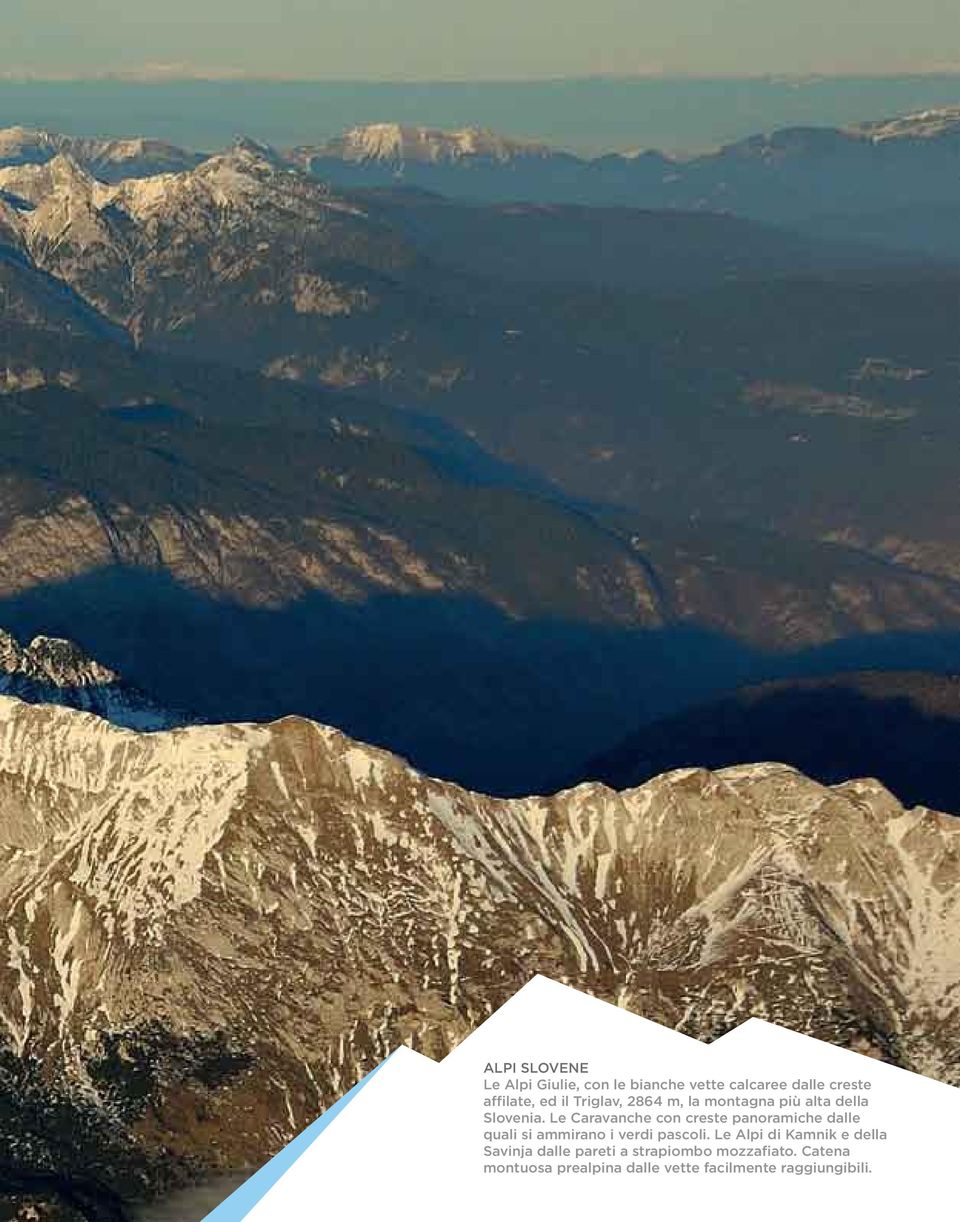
[0,695,957,1218]
[0,245,126,342]
[8,371,960,792]
[4,123,960,794]
[1,385,654,620]
[0,629,178,729]
[0,379,677,791]
[0,145,425,353]
[3,139,958,592]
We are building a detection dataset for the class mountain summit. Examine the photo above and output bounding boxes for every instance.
[319,122,554,165]
[0,693,957,1210]
[0,125,202,179]
[0,628,180,729]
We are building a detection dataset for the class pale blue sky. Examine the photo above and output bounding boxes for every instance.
[5,0,959,80]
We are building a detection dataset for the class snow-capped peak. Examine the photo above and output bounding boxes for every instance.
[228,134,286,165]
[0,628,181,729]
[328,122,553,165]
[0,629,119,686]
[0,152,102,207]
[854,106,960,143]
[0,125,62,165]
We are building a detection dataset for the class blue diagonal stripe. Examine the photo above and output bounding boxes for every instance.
[203,1054,393,1220]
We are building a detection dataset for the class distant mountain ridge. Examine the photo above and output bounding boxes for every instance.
[296,105,960,167]
[3,115,960,796]
[316,122,555,165]
[293,108,960,259]
[292,107,960,246]
[0,126,203,179]
[857,107,960,141]
[2,103,957,260]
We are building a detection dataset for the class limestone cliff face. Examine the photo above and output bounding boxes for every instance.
[0,694,957,1205]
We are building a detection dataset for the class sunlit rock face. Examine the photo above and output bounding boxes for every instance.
[0,694,958,1207]
[0,629,179,731]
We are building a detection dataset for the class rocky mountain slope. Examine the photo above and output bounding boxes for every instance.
[3,135,957,585]
[3,119,960,797]
[0,126,202,179]
[0,377,676,792]
[9,371,960,795]
[0,143,422,350]
[0,694,957,1219]
[0,629,178,730]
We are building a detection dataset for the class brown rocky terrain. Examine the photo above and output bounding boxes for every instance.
[0,694,957,1217]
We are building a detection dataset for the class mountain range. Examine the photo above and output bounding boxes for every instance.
[3,105,958,256]
[1,114,960,794]
[0,126,203,180]
[0,694,958,1220]
[3,101,960,1220]
[5,353,960,793]
[298,110,960,259]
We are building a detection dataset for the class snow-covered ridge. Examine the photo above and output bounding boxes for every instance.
[0,692,957,1192]
[0,627,118,686]
[855,107,960,142]
[0,628,180,731]
[0,125,61,165]
[0,691,958,1062]
[0,140,365,240]
[0,151,103,206]
[2,100,958,193]
[322,122,555,165]
[0,125,202,177]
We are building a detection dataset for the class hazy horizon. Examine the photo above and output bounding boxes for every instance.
[4,68,960,84]
[6,0,960,81]
[2,72,960,154]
